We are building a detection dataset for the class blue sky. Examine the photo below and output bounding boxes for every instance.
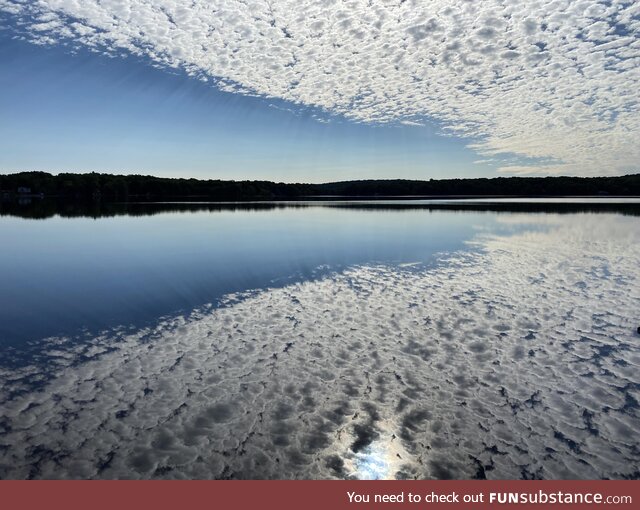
[0,32,484,182]
[0,1,637,181]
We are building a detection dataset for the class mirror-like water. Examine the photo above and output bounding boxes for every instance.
[0,200,639,479]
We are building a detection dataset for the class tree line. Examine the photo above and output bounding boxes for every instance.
[2,200,639,220]
[1,171,639,200]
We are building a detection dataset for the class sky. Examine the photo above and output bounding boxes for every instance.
[0,0,638,182]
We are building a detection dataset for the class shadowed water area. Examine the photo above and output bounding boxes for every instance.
[0,200,639,479]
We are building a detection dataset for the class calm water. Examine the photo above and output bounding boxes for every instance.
[0,200,639,479]
[0,201,541,345]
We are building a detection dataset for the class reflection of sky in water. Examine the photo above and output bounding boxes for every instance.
[0,205,529,345]
[0,207,639,480]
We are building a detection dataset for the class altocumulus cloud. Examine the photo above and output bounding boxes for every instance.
[2,0,639,176]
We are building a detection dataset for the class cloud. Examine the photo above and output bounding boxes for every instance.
[1,0,639,176]
[0,213,639,479]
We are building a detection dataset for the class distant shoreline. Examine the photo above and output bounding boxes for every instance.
[6,194,640,200]
[1,171,639,201]
[2,196,640,220]
[301,194,640,200]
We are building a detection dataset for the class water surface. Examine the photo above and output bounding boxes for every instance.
[0,200,639,479]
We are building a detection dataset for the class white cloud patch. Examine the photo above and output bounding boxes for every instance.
[0,213,639,479]
[1,0,639,176]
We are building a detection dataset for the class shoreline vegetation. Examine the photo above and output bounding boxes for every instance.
[2,200,640,220]
[1,171,639,202]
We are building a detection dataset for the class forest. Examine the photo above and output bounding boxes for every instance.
[1,171,639,201]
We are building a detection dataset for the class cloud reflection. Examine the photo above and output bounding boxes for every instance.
[0,214,638,479]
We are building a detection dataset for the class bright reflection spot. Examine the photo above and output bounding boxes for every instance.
[354,442,391,480]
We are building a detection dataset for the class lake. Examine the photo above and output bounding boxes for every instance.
[0,199,639,479]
